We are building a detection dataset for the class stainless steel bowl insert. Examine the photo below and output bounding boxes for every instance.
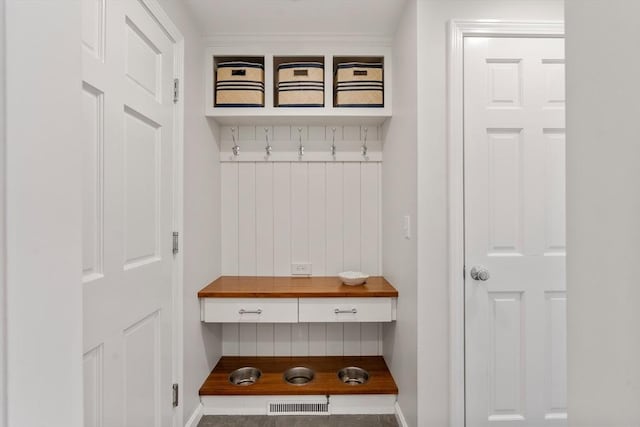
[228,367,262,386]
[337,367,369,385]
[283,366,315,385]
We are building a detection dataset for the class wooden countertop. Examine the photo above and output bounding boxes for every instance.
[197,276,398,298]
[199,356,398,396]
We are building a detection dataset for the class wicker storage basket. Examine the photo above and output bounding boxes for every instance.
[215,61,264,107]
[335,62,383,107]
[277,62,324,107]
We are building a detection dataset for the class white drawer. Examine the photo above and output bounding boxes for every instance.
[298,298,395,322]
[201,298,298,323]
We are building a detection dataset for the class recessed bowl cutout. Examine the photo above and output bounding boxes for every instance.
[283,366,315,385]
[337,367,370,385]
[229,367,262,386]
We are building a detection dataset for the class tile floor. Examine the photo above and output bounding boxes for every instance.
[198,414,399,427]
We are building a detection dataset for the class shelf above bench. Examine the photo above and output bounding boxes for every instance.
[207,108,391,126]
[205,47,392,126]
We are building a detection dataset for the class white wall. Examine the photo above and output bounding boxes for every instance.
[565,1,640,425]
[155,1,222,424]
[416,0,564,425]
[0,0,6,424]
[5,1,83,426]
[383,1,418,425]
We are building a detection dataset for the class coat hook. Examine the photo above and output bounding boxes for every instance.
[231,127,240,157]
[264,127,272,157]
[361,127,368,157]
[298,127,304,158]
[331,127,337,158]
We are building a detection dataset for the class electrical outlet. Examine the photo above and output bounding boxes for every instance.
[291,263,312,275]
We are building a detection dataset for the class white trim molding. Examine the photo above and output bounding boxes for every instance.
[202,33,392,49]
[0,0,6,423]
[395,402,408,427]
[140,0,182,43]
[201,394,397,416]
[446,20,564,427]
[184,403,203,427]
[171,35,186,427]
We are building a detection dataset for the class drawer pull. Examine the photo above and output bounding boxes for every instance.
[239,308,262,315]
[334,308,357,314]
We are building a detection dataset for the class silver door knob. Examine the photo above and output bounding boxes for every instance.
[470,266,490,281]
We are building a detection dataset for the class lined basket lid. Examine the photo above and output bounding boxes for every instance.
[218,61,264,69]
[277,62,324,70]
[336,62,383,69]
[337,81,383,87]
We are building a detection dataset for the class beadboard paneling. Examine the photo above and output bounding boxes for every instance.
[221,161,382,276]
[222,323,384,357]
[221,164,239,275]
[220,161,383,355]
[326,162,345,274]
[273,163,291,276]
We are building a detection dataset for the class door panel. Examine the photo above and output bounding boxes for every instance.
[465,37,566,426]
[123,107,161,267]
[487,129,523,254]
[82,0,176,425]
[81,82,105,282]
[487,292,524,421]
[544,292,567,419]
[83,344,104,427]
[543,131,566,254]
[124,312,161,426]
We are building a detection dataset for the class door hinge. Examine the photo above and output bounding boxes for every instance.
[172,383,179,408]
[463,265,466,279]
[173,78,179,103]
[172,231,179,255]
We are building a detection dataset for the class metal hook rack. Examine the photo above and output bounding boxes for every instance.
[231,127,240,157]
[264,127,272,157]
[331,128,337,157]
[361,127,368,157]
[297,127,304,158]
[221,125,381,162]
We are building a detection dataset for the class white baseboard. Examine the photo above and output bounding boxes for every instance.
[201,394,397,416]
[184,403,203,427]
[202,395,327,416]
[328,395,396,415]
[395,401,408,427]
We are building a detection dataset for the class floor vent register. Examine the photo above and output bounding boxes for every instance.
[267,401,330,416]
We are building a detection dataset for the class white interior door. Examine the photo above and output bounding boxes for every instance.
[82,0,177,425]
[464,37,566,426]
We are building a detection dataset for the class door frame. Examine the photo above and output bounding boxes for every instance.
[0,0,6,424]
[446,20,564,427]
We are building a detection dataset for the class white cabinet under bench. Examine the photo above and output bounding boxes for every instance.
[201,298,298,323]
[298,298,395,323]
[198,276,398,323]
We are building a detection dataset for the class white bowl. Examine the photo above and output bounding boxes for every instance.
[338,271,369,286]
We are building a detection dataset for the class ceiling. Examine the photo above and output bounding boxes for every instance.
[184,0,408,36]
